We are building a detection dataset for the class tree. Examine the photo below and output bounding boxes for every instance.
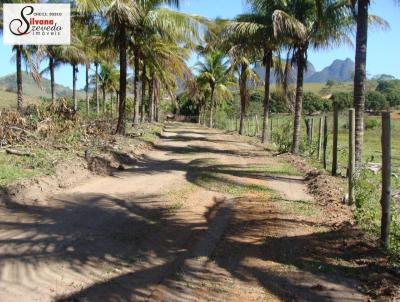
[302,92,325,115]
[12,46,40,112]
[102,0,140,134]
[228,0,283,143]
[196,51,234,128]
[376,80,400,107]
[350,0,389,167]
[127,1,200,125]
[273,0,352,154]
[366,91,387,112]
[222,28,261,135]
[99,63,119,114]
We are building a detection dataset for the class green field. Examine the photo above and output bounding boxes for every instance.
[0,90,39,109]
[216,112,400,173]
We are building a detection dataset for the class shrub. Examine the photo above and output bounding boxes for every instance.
[354,169,400,262]
[272,121,292,152]
[365,118,380,130]
[302,92,325,115]
[366,91,388,112]
[332,92,353,111]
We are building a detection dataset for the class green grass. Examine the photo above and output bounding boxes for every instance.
[279,199,322,217]
[0,148,61,188]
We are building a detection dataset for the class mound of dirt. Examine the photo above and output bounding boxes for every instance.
[1,158,91,206]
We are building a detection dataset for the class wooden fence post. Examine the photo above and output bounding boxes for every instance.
[255,115,259,136]
[323,115,328,169]
[317,116,323,160]
[270,116,273,140]
[332,103,339,176]
[310,117,314,144]
[381,111,391,248]
[348,109,355,205]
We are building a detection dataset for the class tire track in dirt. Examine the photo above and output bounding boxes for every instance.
[0,123,368,302]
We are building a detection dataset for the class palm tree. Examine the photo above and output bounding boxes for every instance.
[222,25,262,135]
[226,0,283,143]
[273,0,352,154]
[99,63,119,114]
[12,46,40,112]
[128,0,200,126]
[38,46,69,106]
[103,0,140,134]
[196,51,234,128]
[349,0,388,168]
[61,42,87,111]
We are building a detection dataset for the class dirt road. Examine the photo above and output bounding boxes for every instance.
[0,123,369,301]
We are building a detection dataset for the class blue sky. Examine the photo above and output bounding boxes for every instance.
[1,0,399,89]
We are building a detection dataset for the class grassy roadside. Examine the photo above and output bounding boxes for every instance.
[0,109,163,189]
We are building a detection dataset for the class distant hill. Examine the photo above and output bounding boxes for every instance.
[0,72,85,99]
[254,58,355,84]
[305,58,354,83]
[254,62,316,84]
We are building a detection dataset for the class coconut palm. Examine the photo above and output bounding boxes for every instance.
[273,0,352,154]
[128,0,200,125]
[196,51,235,128]
[102,0,140,134]
[222,25,262,135]
[12,46,41,112]
[348,0,389,168]
[38,46,70,106]
[61,42,87,111]
[99,63,119,114]
[225,0,284,143]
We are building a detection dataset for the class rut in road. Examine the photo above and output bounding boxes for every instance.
[0,123,367,301]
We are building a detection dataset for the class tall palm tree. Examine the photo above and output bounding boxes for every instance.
[226,0,283,143]
[102,0,140,134]
[128,0,200,125]
[99,63,119,114]
[12,46,40,112]
[196,51,234,128]
[38,46,69,106]
[273,0,352,154]
[61,42,87,111]
[230,53,261,135]
[348,0,388,168]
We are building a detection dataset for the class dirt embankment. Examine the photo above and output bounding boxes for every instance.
[277,153,353,226]
[0,128,162,207]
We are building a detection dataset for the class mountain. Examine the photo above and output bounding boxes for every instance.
[305,58,354,83]
[253,62,316,84]
[254,58,354,84]
[0,72,85,99]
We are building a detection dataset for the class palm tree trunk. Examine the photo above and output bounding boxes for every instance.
[50,57,55,106]
[209,85,215,128]
[72,64,77,111]
[110,91,114,118]
[140,60,146,123]
[102,87,106,114]
[292,49,306,154]
[16,46,23,112]
[155,80,160,122]
[95,62,99,115]
[149,72,155,123]
[261,50,273,144]
[116,26,127,135]
[353,0,368,169]
[239,64,247,135]
[133,47,140,126]
[85,64,89,114]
